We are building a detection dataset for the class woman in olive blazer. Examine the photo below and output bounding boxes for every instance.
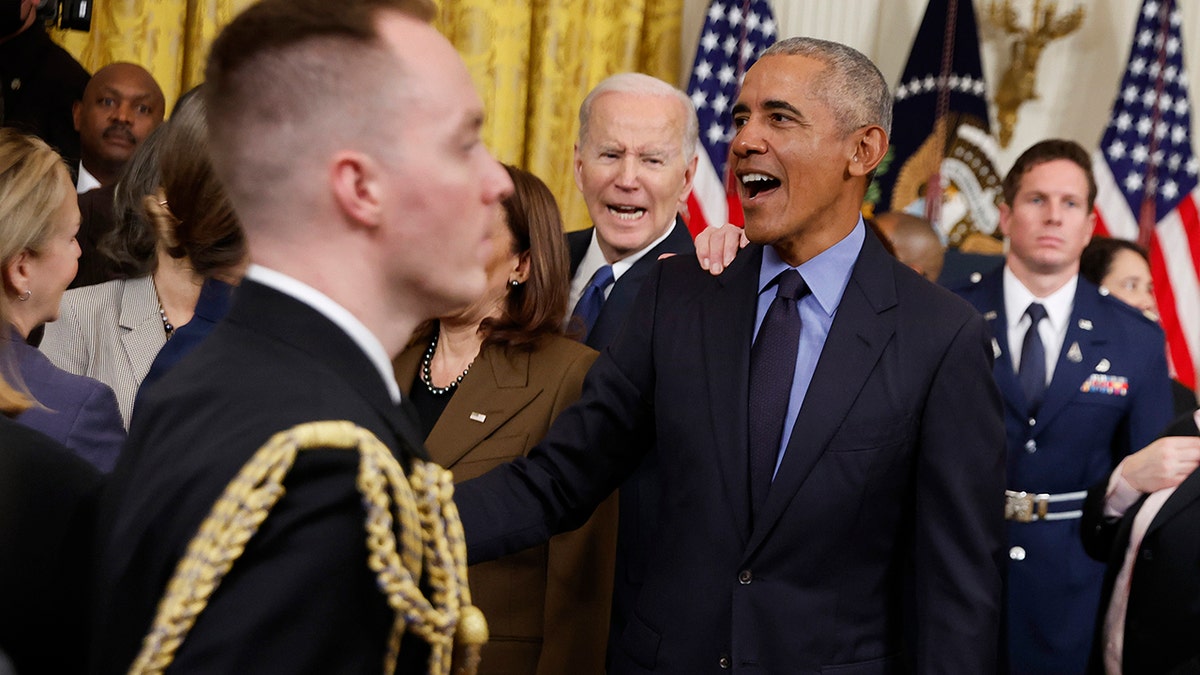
[394,165,614,675]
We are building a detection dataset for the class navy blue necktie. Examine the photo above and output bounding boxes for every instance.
[1019,302,1048,415]
[749,270,809,519]
[571,264,614,340]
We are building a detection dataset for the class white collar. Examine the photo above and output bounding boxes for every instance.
[76,162,101,194]
[244,264,402,404]
[583,219,677,281]
[1003,265,1077,333]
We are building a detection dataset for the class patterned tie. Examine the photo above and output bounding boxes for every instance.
[570,264,615,341]
[1019,302,1049,415]
[748,270,809,519]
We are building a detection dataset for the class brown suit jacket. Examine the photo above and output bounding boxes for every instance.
[395,335,615,675]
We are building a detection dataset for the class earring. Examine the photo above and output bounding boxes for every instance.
[509,280,520,288]
[16,289,30,301]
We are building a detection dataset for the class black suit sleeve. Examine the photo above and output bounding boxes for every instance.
[911,310,1008,673]
[455,261,665,564]
[1081,480,1126,562]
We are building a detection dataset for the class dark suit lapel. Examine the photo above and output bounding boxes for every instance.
[1032,281,1106,432]
[702,245,763,540]
[747,234,897,554]
[229,281,428,461]
[976,272,1028,420]
[588,219,695,349]
[567,228,593,277]
[119,278,166,376]
[423,346,542,469]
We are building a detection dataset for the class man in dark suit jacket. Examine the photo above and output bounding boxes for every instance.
[1081,412,1200,674]
[564,73,698,660]
[71,63,164,193]
[457,37,1006,674]
[0,7,89,171]
[89,0,515,672]
[954,139,1173,674]
[69,64,164,288]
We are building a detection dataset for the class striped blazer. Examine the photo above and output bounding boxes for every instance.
[40,275,166,428]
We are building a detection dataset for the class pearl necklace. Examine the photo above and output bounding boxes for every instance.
[157,299,175,339]
[421,333,472,395]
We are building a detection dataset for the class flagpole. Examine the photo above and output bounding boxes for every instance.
[924,0,960,231]
[1138,0,1174,249]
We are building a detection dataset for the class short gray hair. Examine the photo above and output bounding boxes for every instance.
[577,73,699,159]
[760,37,892,137]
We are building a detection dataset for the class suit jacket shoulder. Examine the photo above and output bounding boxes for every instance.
[41,276,165,426]
[8,335,125,471]
[92,281,431,674]
[568,228,594,276]
[568,218,695,279]
[585,218,695,349]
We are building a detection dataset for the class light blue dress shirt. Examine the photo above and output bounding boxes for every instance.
[754,219,865,478]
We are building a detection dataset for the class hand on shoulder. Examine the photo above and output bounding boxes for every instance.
[690,223,748,275]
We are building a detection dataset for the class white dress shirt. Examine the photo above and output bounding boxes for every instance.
[76,162,100,194]
[1003,266,1077,386]
[568,222,677,318]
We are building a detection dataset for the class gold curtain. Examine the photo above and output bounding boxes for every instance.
[49,0,255,113]
[436,0,682,231]
[52,0,682,231]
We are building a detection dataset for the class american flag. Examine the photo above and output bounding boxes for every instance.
[1093,0,1200,389]
[683,0,777,237]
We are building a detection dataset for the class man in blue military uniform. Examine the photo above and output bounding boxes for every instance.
[955,139,1173,674]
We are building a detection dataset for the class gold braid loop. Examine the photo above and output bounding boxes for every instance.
[128,420,486,675]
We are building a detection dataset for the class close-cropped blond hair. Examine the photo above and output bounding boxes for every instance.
[0,128,71,415]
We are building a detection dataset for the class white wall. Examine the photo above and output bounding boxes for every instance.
[680,0,1200,174]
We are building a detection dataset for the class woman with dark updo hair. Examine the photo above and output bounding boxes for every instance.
[39,87,246,426]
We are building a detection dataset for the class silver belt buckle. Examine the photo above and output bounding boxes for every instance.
[1005,490,1050,522]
